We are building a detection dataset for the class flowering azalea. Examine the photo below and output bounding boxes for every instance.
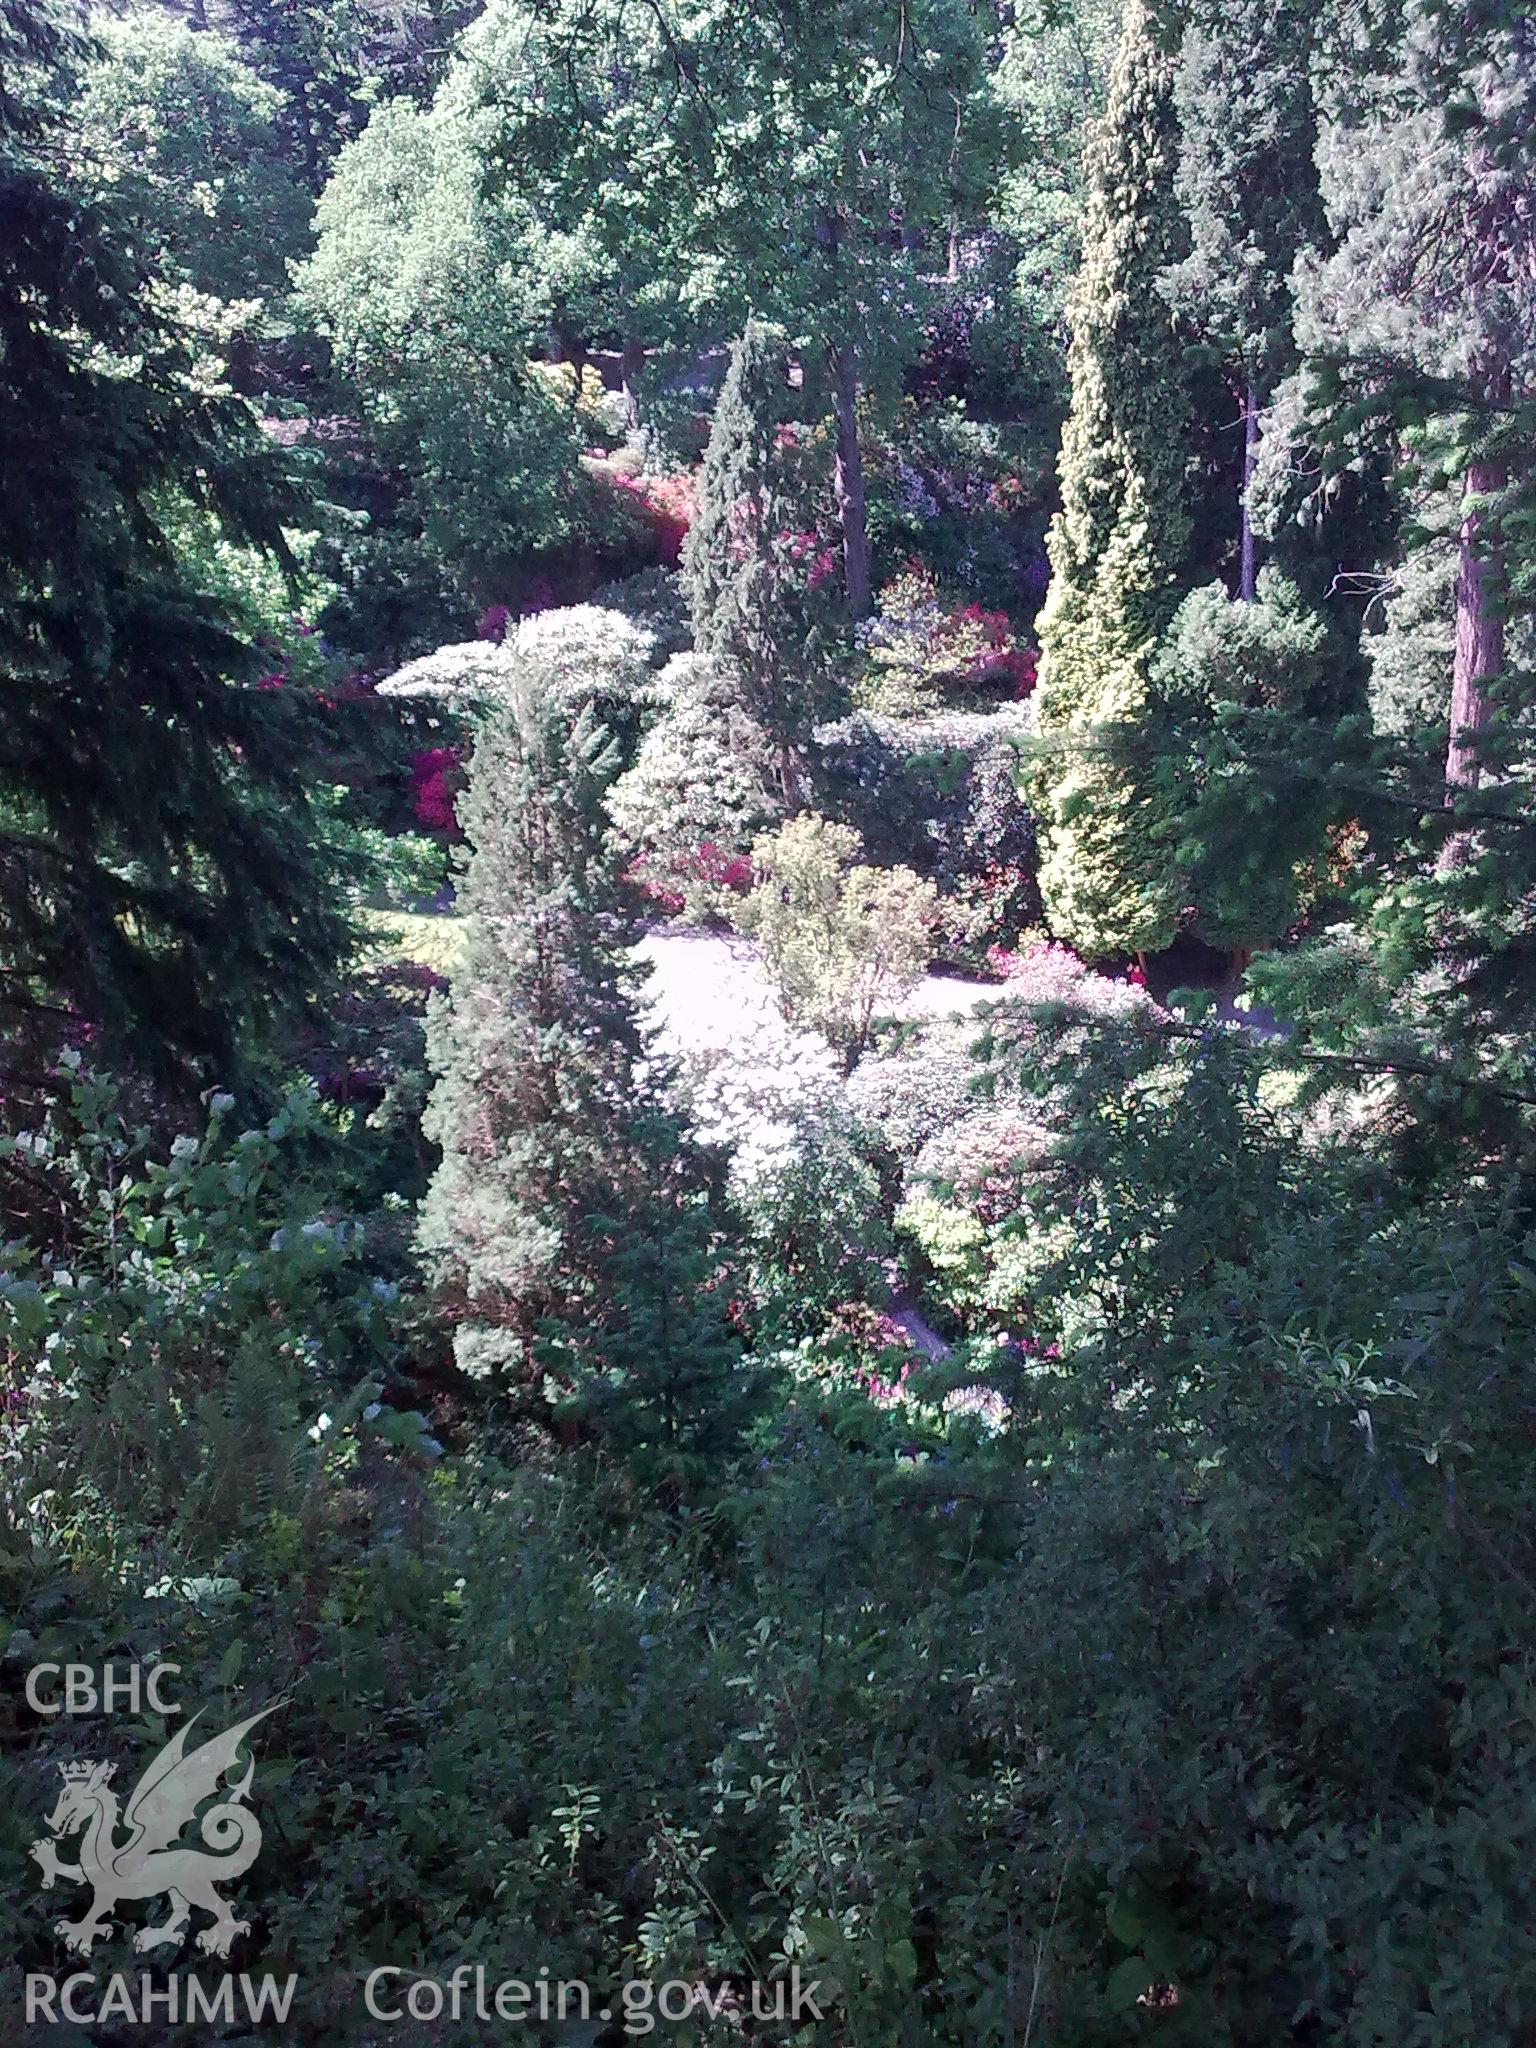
[410,746,465,836]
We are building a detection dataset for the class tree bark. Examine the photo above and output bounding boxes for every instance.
[1444,451,1506,801]
[294,75,321,196]
[829,342,872,620]
[620,335,646,431]
[1238,376,1260,602]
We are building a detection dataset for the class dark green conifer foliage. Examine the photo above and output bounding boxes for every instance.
[1029,0,1195,959]
[1155,570,1336,950]
[541,1104,757,1489]
[421,662,752,1456]
[419,673,642,1386]
[1161,0,1326,598]
[682,321,838,802]
[1253,0,1536,1076]
[0,0,348,1089]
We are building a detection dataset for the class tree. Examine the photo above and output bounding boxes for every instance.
[739,815,938,1060]
[1153,569,1337,951]
[1251,0,1536,1068]
[0,0,349,1090]
[208,0,372,192]
[992,0,1121,386]
[540,1103,757,1491]
[418,671,643,1386]
[463,0,1007,616]
[1160,0,1326,598]
[1027,0,1195,960]
[298,93,606,590]
[1296,0,1536,811]
[682,322,840,800]
[606,654,783,918]
[74,11,310,312]
[421,656,751,1456]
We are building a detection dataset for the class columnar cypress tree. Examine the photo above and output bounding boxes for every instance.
[683,321,837,802]
[1029,0,1195,959]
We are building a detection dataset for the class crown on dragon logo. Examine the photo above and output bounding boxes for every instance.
[59,1761,112,1784]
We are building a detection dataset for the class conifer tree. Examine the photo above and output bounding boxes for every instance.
[542,1104,758,1490]
[1154,569,1335,953]
[419,670,643,1386]
[1161,0,1325,598]
[0,0,349,1091]
[682,321,838,803]
[1297,0,1534,816]
[421,655,751,1454]
[1028,0,1195,959]
[1252,0,1536,1071]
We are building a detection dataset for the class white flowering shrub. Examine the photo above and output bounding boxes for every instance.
[509,604,655,730]
[375,638,505,706]
[910,1103,1058,1224]
[845,1014,997,1162]
[377,605,656,757]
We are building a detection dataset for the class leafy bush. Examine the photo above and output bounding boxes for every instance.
[1153,569,1341,949]
[0,1062,425,1567]
[927,736,1040,961]
[863,400,1056,616]
[9,1037,1536,2047]
[730,1096,893,1339]
[889,951,1160,1329]
[846,1013,999,1163]
[854,564,1038,717]
[813,710,1036,943]
[987,936,1157,1022]
[508,603,658,757]
[738,816,940,1057]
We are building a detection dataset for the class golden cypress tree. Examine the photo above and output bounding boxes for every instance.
[1029,0,1195,959]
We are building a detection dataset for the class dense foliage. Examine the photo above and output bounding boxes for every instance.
[3,0,1535,2041]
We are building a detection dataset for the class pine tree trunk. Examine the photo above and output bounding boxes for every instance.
[1444,452,1506,801]
[1238,377,1260,602]
[829,343,872,620]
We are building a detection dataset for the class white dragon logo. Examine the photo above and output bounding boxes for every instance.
[29,1702,283,1960]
